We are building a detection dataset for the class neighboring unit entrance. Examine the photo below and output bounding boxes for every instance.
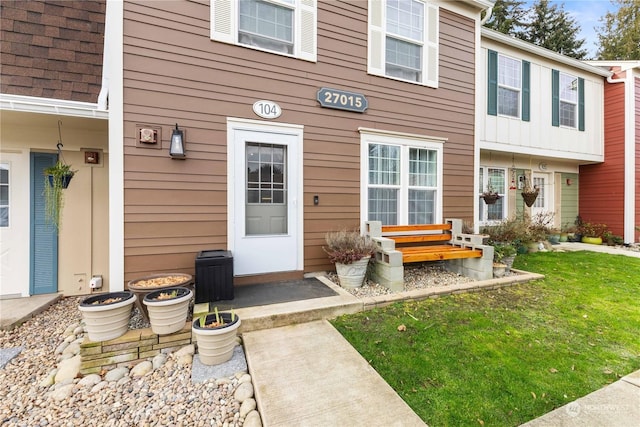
[531,172,552,219]
[30,152,58,295]
[228,119,303,276]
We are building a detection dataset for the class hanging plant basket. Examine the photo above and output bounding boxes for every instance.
[482,193,501,205]
[521,189,539,207]
[47,172,74,189]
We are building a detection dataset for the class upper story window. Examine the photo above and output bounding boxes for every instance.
[559,73,578,127]
[552,69,584,131]
[498,54,521,117]
[487,50,530,121]
[211,0,317,62]
[0,163,9,227]
[368,0,439,88]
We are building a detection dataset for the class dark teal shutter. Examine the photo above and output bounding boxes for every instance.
[522,60,530,122]
[552,69,559,127]
[487,50,498,116]
[30,153,58,295]
[578,77,585,131]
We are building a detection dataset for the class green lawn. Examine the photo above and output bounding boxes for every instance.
[331,251,640,426]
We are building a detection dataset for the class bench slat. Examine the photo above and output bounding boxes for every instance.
[400,248,483,263]
[389,234,451,243]
[381,223,451,233]
[398,245,469,254]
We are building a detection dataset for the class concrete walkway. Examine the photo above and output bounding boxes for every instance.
[522,370,640,426]
[0,293,62,330]
[243,320,426,426]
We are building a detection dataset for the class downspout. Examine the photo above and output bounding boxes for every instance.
[480,7,493,25]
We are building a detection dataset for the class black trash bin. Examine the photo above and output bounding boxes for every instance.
[195,250,234,303]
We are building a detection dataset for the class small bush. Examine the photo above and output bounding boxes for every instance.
[324,229,377,264]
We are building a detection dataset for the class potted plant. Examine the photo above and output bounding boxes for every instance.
[578,222,608,245]
[481,184,501,205]
[143,287,193,335]
[323,229,377,289]
[79,291,137,342]
[192,308,241,365]
[491,242,517,272]
[520,177,539,207]
[127,273,193,321]
[43,161,76,229]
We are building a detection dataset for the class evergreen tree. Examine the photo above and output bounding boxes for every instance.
[596,0,640,60]
[520,0,588,59]
[484,0,528,35]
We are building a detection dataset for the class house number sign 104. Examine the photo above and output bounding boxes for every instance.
[317,87,368,113]
[253,100,282,119]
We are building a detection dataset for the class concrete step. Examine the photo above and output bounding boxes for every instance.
[243,320,426,426]
[231,277,364,333]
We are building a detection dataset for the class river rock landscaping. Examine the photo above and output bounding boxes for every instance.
[0,297,261,427]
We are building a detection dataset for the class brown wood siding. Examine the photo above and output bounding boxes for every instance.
[580,75,625,236]
[0,0,105,102]
[122,1,477,281]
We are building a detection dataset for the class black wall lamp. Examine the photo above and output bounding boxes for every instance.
[169,123,186,159]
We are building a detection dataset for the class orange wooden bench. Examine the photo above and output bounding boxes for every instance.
[365,220,493,290]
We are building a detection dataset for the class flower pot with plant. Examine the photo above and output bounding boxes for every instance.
[79,291,137,342]
[491,242,517,272]
[43,161,77,230]
[143,287,193,335]
[578,222,608,245]
[481,185,501,205]
[324,229,377,289]
[520,177,539,207]
[192,308,241,365]
[128,273,194,322]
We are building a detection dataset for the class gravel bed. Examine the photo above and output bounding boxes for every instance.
[0,297,257,427]
[328,262,482,298]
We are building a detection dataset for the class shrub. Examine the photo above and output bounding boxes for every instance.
[324,229,377,264]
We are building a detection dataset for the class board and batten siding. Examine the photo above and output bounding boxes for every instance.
[580,74,626,235]
[121,0,478,281]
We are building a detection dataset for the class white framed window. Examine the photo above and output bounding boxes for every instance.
[368,0,439,87]
[498,54,521,118]
[360,129,444,225]
[559,72,578,128]
[211,0,317,62]
[0,163,8,227]
[478,167,506,224]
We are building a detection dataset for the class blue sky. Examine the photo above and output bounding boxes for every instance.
[524,0,620,58]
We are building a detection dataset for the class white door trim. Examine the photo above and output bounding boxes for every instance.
[227,118,304,275]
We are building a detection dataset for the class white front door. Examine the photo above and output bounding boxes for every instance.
[228,119,303,276]
[0,152,31,298]
[531,172,552,218]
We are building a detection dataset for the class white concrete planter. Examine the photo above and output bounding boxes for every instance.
[192,313,241,365]
[335,256,370,289]
[79,292,136,342]
[143,287,193,335]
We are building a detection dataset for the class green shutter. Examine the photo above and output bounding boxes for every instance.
[578,77,585,131]
[487,50,497,116]
[522,60,530,122]
[552,69,559,127]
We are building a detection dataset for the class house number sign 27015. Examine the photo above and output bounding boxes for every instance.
[316,87,368,113]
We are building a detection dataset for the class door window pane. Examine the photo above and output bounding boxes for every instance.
[246,143,286,205]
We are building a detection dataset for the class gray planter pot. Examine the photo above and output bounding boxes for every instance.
[79,292,136,342]
[192,313,241,365]
[143,287,193,335]
[335,256,370,289]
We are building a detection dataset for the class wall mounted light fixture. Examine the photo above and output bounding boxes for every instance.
[169,124,186,159]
